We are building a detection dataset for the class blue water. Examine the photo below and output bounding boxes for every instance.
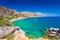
[12,17,60,38]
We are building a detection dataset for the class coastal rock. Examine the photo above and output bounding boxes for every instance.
[44,28,60,38]
[0,26,29,40]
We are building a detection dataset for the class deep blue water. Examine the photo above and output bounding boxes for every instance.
[12,17,60,38]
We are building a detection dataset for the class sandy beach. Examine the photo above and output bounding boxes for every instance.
[10,16,43,22]
[10,17,27,22]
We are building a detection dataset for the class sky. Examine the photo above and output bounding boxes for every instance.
[0,0,60,16]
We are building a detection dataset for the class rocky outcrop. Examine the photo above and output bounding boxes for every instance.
[0,26,29,40]
[44,28,60,39]
[0,6,20,17]
[0,6,43,18]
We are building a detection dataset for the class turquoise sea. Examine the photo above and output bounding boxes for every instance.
[12,17,60,38]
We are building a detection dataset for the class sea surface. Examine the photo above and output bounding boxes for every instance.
[12,17,60,38]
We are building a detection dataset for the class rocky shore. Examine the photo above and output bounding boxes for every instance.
[0,25,29,40]
[0,6,50,40]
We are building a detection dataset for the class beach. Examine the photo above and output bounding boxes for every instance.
[10,16,46,22]
[9,17,27,22]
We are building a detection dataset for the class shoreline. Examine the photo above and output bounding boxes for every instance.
[10,17,27,22]
[10,16,57,22]
[10,16,50,40]
[10,16,42,22]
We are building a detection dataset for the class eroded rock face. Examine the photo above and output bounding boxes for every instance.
[0,26,29,40]
[0,26,11,38]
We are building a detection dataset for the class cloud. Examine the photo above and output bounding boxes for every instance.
[34,12,60,17]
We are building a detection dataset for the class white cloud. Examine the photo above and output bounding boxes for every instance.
[34,12,60,17]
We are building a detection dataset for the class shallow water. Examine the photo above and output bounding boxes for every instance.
[12,17,60,38]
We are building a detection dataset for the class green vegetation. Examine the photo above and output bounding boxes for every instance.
[0,16,10,26]
[6,34,14,40]
[6,16,18,20]
[0,15,18,26]
[0,20,9,26]
[0,15,17,40]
